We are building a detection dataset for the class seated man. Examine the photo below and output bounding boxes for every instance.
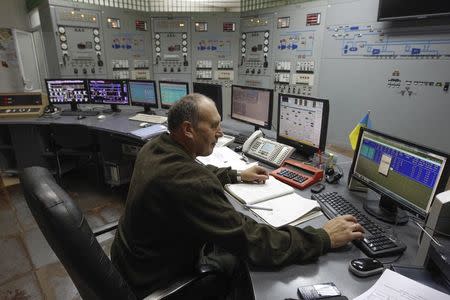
[111,93,364,299]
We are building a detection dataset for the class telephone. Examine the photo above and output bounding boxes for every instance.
[242,130,295,167]
[271,159,324,190]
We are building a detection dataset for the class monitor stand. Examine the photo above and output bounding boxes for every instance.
[139,104,155,115]
[103,104,120,114]
[364,194,409,225]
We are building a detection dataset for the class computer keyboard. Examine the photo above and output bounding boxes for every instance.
[233,133,249,145]
[129,113,167,124]
[311,192,406,258]
[61,110,99,116]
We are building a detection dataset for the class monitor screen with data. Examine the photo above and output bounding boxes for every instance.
[351,128,450,218]
[129,80,158,108]
[87,79,129,105]
[45,79,89,104]
[231,85,273,129]
[159,81,189,108]
[277,94,329,157]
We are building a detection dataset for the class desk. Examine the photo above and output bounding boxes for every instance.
[229,155,422,300]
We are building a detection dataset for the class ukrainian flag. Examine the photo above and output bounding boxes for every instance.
[349,111,371,150]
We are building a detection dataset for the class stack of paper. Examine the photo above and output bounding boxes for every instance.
[196,146,257,171]
[130,124,167,140]
[225,176,322,228]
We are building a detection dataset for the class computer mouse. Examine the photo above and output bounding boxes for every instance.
[139,122,149,128]
[97,114,106,120]
[234,145,243,152]
[77,115,86,120]
[349,258,384,277]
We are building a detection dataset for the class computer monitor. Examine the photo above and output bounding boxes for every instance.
[230,85,273,130]
[193,82,223,119]
[277,94,329,158]
[349,127,450,224]
[87,79,129,113]
[45,79,89,112]
[159,81,189,109]
[129,80,158,114]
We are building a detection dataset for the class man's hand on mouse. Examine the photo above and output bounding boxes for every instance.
[241,165,269,183]
[323,215,364,248]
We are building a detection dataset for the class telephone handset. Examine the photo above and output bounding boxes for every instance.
[242,130,295,167]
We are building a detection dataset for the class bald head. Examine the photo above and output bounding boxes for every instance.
[167,93,215,131]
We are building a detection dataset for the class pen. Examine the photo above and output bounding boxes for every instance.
[245,205,273,211]
[241,154,249,162]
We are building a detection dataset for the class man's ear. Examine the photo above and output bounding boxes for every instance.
[181,121,195,139]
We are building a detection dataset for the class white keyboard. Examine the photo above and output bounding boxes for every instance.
[129,113,167,124]
[215,134,235,147]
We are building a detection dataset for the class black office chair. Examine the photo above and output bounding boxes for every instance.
[20,166,225,300]
[49,124,100,182]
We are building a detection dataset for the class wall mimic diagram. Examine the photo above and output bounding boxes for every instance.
[277,30,315,57]
[326,24,450,59]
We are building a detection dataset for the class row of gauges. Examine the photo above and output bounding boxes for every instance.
[154,33,189,55]
[240,31,270,55]
[57,26,101,52]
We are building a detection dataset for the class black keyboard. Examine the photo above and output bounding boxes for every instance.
[311,192,406,258]
[233,133,249,145]
[60,110,99,116]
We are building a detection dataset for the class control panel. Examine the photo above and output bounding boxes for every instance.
[50,6,106,77]
[0,93,47,118]
[238,14,274,89]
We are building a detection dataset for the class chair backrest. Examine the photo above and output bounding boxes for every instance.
[20,166,135,300]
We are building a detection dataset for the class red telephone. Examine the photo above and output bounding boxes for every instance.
[270,159,324,190]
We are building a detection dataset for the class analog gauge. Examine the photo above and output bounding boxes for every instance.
[155,33,160,39]
[155,40,160,46]
[264,31,269,38]
[93,29,99,36]
[241,47,246,53]
[58,26,65,34]
[60,43,68,50]
[241,33,246,39]
[182,33,187,39]
[241,40,246,46]
[95,44,101,51]
[155,47,161,52]
[182,47,187,52]
[94,36,100,43]
[264,39,269,45]
[59,35,67,42]
[263,46,269,53]
[182,40,187,46]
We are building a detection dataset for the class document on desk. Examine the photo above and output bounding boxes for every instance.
[129,124,167,140]
[354,269,449,300]
[225,176,322,228]
[196,146,257,171]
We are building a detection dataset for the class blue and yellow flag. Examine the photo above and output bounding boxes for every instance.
[349,111,371,150]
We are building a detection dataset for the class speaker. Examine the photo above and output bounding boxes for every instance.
[415,190,450,266]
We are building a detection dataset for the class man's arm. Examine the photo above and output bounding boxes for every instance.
[205,164,269,186]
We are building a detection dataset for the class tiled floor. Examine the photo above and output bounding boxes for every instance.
[0,169,127,300]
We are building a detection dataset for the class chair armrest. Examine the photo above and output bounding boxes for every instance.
[92,220,118,236]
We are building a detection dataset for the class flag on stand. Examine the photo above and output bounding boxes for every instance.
[349,111,372,150]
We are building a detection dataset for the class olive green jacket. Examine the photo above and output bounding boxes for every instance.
[111,133,330,297]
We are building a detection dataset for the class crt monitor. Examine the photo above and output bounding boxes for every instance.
[87,79,129,113]
[277,94,329,158]
[230,85,273,130]
[349,127,450,224]
[193,82,223,119]
[45,79,89,112]
[159,81,189,108]
[129,80,158,114]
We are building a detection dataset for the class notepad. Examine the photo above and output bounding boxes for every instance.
[196,146,257,171]
[130,124,167,140]
[225,176,322,228]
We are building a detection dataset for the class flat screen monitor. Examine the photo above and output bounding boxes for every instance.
[193,82,223,119]
[277,94,329,158]
[231,85,273,130]
[349,128,450,224]
[45,79,89,112]
[378,0,450,21]
[129,80,158,114]
[159,81,189,108]
[88,79,129,113]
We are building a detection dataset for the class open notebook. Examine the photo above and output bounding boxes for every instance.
[225,176,322,228]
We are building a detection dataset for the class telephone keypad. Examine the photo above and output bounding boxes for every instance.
[277,169,307,183]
